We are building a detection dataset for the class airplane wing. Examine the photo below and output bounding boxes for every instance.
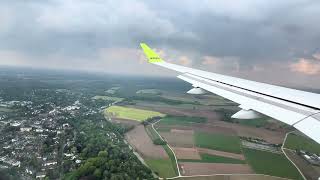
[140,43,320,144]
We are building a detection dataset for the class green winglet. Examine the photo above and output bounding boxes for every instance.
[140,43,164,63]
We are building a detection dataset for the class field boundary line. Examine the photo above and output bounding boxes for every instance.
[152,119,181,177]
[281,131,306,180]
[166,173,292,180]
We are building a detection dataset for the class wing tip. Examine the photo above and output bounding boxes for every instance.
[139,43,163,63]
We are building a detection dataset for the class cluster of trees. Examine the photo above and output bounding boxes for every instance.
[64,114,154,180]
[152,138,167,145]
[214,108,237,123]
[141,116,163,126]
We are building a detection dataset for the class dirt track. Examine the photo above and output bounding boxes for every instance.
[177,175,291,180]
[284,149,320,180]
[173,147,201,160]
[180,162,253,175]
[197,148,245,160]
[125,125,168,159]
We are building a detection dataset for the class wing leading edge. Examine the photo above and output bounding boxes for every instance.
[140,43,320,144]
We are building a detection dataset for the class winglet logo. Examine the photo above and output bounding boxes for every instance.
[140,43,164,63]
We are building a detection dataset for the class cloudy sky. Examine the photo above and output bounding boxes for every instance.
[1,0,320,88]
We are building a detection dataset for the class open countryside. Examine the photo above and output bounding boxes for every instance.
[100,85,312,180]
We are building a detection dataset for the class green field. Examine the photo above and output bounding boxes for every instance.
[145,125,166,145]
[155,126,171,132]
[194,132,241,154]
[145,159,176,178]
[235,118,268,128]
[243,148,303,180]
[163,145,179,176]
[145,125,160,141]
[158,116,207,126]
[179,153,245,164]
[284,133,320,154]
[92,95,123,102]
[105,106,165,121]
[145,125,178,176]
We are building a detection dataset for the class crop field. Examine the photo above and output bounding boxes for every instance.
[158,116,207,126]
[173,147,201,160]
[194,132,241,154]
[197,148,245,160]
[284,133,320,154]
[284,149,320,180]
[125,125,168,158]
[243,148,303,180]
[234,118,269,128]
[145,158,176,178]
[177,175,289,180]
[92,95,123,102]
[179,153,246,164]
[160,130,195,148]
[105,106,165,121]
[180,162,253,175]
[145,125,161,142]
[163,145,179,176]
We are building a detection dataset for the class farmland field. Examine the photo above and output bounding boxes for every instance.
[163,145,179,176]
[158,116,207,126]
[145,125,161,142]
[160,130,195,148]
[145,159,176,178]
[180,162,253,175]
[144,123,179,176]
[194,132,241,154]
[234,118,268,128]
[284,133,320,154]
[105,106,165,121]
[243,148,303,180]
[179,153,246,164]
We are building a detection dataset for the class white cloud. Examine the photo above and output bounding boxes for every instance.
[202,56,220,65]
[0,6,14,34]
[36,0,176,37]
[290,58,320,75]
[313,52,320,60]
[200,55,240,73]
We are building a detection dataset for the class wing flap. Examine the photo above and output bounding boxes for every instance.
[178,73,309,125]
[294,114,320,144]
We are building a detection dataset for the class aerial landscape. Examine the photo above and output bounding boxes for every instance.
[1,0,320,180]
[1,67,319,179]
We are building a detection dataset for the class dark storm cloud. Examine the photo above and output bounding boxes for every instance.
[0,0,320,88]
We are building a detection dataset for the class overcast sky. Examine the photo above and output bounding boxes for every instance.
[0,0,320,88]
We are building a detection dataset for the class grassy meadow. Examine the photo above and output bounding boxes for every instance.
[284,133,320,154]
[105,106,165,121]
[194,132,241,154]
[243,148,303,180]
